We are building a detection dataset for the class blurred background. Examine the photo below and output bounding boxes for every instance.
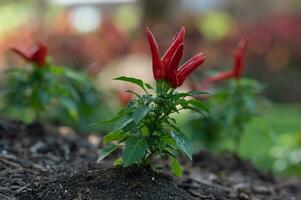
[0,0,300,176]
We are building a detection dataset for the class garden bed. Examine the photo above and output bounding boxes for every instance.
[180,152,301,199]
[18,166,193,200]
[1,119,300,200]
[0,119,100,199]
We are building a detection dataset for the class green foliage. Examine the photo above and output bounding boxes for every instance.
[0,63,105,131]
[96,77,209,176]
[186,78,262,153]
[270,132,301,177]
[214,79,262,150]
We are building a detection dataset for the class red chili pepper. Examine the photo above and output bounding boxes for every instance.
[11,43,47,67]
[176,53,206,87]
[161,27,185,67]
[146,28,164,80]
[202,38,247,88]
[233,38,247,79]
[146,27,206,88]
[116,90,133,106]
[202,71,234,89]
[166,44,184,88]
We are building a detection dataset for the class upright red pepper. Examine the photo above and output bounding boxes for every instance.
[11,43,48,67]
[166,44,184,88]
[176,53,206,87]
[146,27,206,88]
[202,38,247,88]
[202,71,234,89]
[233,38,247,79]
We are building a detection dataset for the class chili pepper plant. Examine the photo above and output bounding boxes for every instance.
[187,39,263,153]
[96,27,209,176]
[0,43,104,130]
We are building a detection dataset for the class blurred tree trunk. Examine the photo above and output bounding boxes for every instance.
[140,0,180,23]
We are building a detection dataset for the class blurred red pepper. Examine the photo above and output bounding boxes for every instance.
[202,38,247,88]
[233,38,247,79]
[11,43,47,67]
[146,27,206,88]
[116,90,133,106]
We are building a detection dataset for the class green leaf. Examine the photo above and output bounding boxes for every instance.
[122,136,148,167]
[184,106,208,117]
[188,99,210,113]
[64,69,85,82]
[90,109,127,126]
[113,157,123,166]
[114,116,133,130]
[187,90,210,96]
[144,83,154,89]
[132,106,151,123]
[97,144,117,163]
[103,130,126,144]
[174,91,209,99]
[161,145,179,157]
[114,76,146,90]
[125,90,140,97]
[171,131,192,160]
[171,157,183,176]
[38,91,51,106]
[177,99,189,107]
[168,123,182,133]
[60,97,79,120]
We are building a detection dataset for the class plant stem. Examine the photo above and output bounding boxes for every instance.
[234,127,241,155]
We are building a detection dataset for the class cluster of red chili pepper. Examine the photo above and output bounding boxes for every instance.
[202,39,247,88]
[146,27,206,88]
[11,43,47,67]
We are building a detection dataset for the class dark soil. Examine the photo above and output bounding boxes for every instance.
[0,119,101,199]
[17,166,194,200]
[179,152,301,199]
[1,119,301,200]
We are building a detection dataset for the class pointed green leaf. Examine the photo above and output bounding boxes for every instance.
[59,97,79,120]
[144,83,154,89]
[114,116,133,130]
[89,109,127,127]
[177,99,189,107]
[161,145,179,157]
[132,106,151,123]
[184,106,209,117]
[188,99,210,113]
[125,90,140,97]
[103,130,126,144]
[97,144,117,163]
[187,90,210,96]
[171,157,183,176]
[114,76,145,90]
[174,91,209,99]
[122,136,148,167]
[113,157,123,166]
[171,131,192,160]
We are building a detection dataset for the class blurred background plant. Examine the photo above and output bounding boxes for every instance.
[186,78,263,154]
[0,43,108,133]
[184,39,264,155]
[0,0,300,177]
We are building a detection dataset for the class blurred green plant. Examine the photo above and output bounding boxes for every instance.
[270,132,301,177]
[187,78,262,152]
[186,38,263,153]
[0,43,106,132]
